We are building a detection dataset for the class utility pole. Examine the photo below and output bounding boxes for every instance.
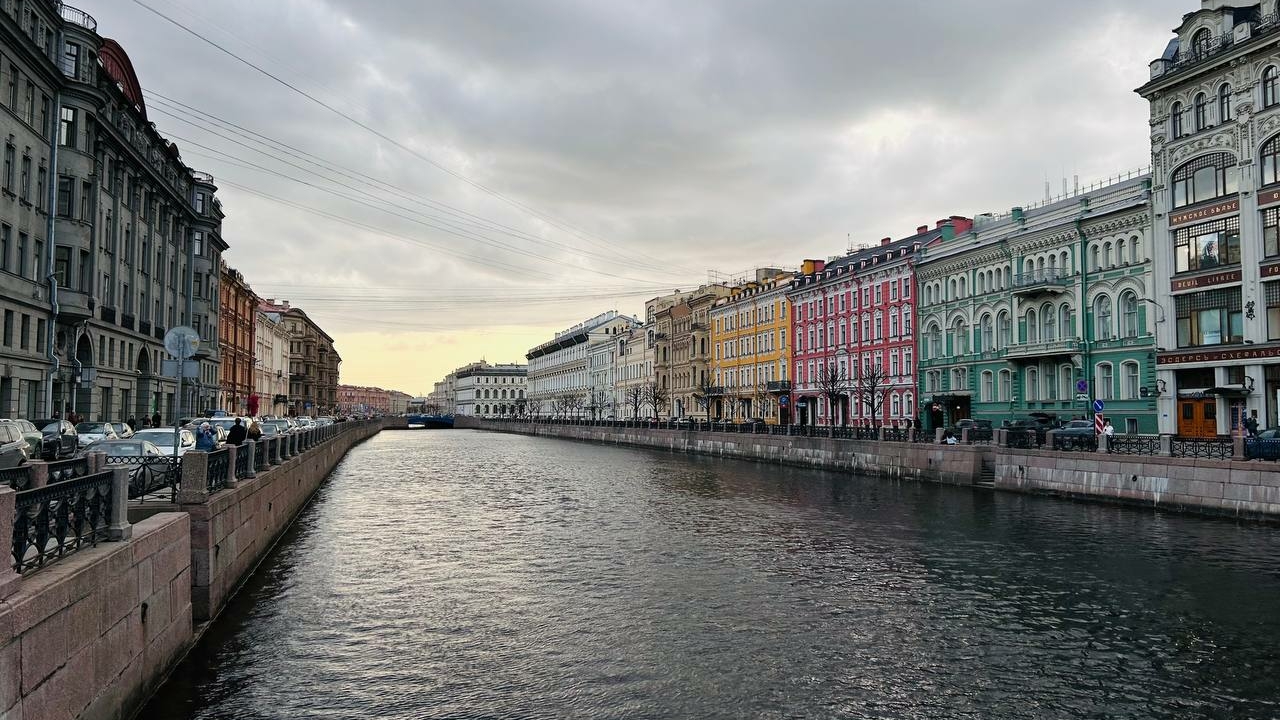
[43,27,64,418]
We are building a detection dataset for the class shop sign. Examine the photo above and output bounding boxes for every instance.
[1169,198,1239,228]
[1158,345,1280,365]
[1171,269,1241,291]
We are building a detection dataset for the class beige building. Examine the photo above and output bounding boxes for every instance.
[260,299,341,416]
[614,326,655,419]
[653,285,732,419]
[253,310,290,415]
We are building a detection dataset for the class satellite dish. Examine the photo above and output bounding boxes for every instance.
[163,326,200,360]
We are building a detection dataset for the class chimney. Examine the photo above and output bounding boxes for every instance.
[936,219,948,228]
[940,221,956,241]
[881,236,892,246]
[917,225,928,234]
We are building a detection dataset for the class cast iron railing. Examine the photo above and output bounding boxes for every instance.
[1109,435,1160,457]
[1171,437,1233,460]
[1007,429,1038,449]
[1052,434,1097,452]
[884,428,909,442]
[2,465,32,490]
[235,445,251,479]
[1245,437,1280,461]
[255,440,270,471]
[207,448,231,492]
[967,428,993,445]
[47,457,90,483]
[106,455,181,501]
[11,469,113,574]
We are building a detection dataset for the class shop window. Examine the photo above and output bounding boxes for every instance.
[1174,216,1240,273]
[1176,287,1243,347]
[1171,152,1237,208]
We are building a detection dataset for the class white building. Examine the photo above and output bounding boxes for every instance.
[454,362,527,417]
[615,326,655,419]
[526,311,640,417]
[253,311,290,415]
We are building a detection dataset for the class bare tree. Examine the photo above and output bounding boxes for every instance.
[751,380,773,422]
[514,397,528,420]
[590,387,612,420]
[851,363,890,429]
[816,363,851,426]
[693,376,717,419]
[644,382,669,419]
[624,385,645,420]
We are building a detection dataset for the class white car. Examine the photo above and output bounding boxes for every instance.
[131,428,196,455]
[75,422,119,446]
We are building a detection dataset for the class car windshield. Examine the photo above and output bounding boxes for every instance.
[76,423,108,433]
[104,443,147,457]
[39,422,62,433]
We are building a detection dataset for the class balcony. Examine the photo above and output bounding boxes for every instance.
[1011,269,1071,296]
[120,313,135,331]
[100,306,115,324]
[1150,15,1280,82]
[1003,338,1082,360]
[59,5,97,31]
[702,386,727,397]
[766,380,792,393]
[57,290,95,322]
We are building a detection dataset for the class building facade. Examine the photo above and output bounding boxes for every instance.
[1139,0,1280,435]
[260,299,340,416]
[253,309,288,415]
[0,4,225,424]
[708,269,793,422]
[654,285,731,419]
[788,220,969,427]
[525,311,638,417]
[217,261,255,415]
[614,325,654,419]
[453,362,527,417]
[916,181,1157,432]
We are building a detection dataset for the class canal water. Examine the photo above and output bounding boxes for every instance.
[145,430,1280,719]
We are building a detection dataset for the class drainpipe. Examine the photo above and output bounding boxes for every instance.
[43,27,65,418]
[1077,217,1091,420]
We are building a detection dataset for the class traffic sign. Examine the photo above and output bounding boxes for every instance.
[1075,379,1089,393]
[1092,399,1105,413]
[1094,413,1105,435]
[163,326,200,359]
[1074,393,1090,401]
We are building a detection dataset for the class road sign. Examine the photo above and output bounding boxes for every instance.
[1074,393,1090,401]
[163,326,200,359]
[1092,399,1105,413]
[1094,413,1105,435]
[161,359,199,379]
[1076,379,1089,393]
[779,396,789,406]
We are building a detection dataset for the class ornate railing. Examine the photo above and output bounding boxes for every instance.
[1012,268,1071,289]
[853,427,878,440]
[1007,429,1038,449]
[1245,438,1280,461]
[255,439,270,471]
[1109,435,1161,457]
[967,428,993,445]
[206,448,231,492]
[1052,434,1097,452]
[883,428,909,442]
[59,4,98,31]
[11,470,113,574]
[47,457,90,483]
[2,465,32,490]
[1172,437,1233,460]
[106,456,180,501]
[235,445,251,478]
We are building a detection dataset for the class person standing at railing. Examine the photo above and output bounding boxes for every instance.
[227,418,247,446]
[195,422,217,451]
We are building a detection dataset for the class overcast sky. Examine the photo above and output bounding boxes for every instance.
[78,0,1187,394]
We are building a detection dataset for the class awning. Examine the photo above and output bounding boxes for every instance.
[1207,385,1250,397]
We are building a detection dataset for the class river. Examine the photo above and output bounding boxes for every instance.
[143,429,1280,719]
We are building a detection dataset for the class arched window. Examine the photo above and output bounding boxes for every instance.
[951,367,967,390]
[998,370,1011,402]
[1096,363,1114,401]
[980,313,993,352]
[1262,134,1280,187]
[1171,152,1237,208]
[926,323,942,359]
[1091,245,1100,271]
[1117,238,1127,264]
[1026,368,1039,402]
[1121,361,1140,400]
[959,277,967,298]
[951,318,969,356]
[1120,291,1140,338]
[1104,242,1113,268]
[997,311,1011,349]
[1129,236,1139,264]
[1025,308,1038,343]
[1060,251,1069,272]
[1059,364,1074,401]
[1192,27,1213,58]
[1171,101,1184,138]
[1059,304,1074,338]
[1265,66,1279,108]
[1194,92,1208,131]
[1041,302,1055,341]
[1219,83,1233,122]
[1094,294,1113,340]
[981,371,994,402]
[903,392,913,417]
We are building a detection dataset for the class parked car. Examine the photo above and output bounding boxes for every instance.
[75,422,120,447]
[130,428,196,456]
[108,422,134,439]
[85,439,169,491]
[258,421,288,436]
[1056,419,1097,436]
[32,419,78,460]
[0,419,42,461]
[85,438,165,458]
[955,418,992,431]
[0,422,31,469]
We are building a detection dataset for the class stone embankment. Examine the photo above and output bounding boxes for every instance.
[458,418,1280,521]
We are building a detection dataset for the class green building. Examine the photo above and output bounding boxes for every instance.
[915,175,1159,433]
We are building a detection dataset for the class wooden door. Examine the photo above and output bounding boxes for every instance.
[1177,399,1217,438]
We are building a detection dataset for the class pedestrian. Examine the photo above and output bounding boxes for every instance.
[127,417,137,431]
[151,412,162,429]
[943,430,958,445]
[194,422,217,451]
[1245,411,1260,437]
[1103,419,1115,437]
[247,420,262,442]
[226,417,247,445]
[139,417,151,429]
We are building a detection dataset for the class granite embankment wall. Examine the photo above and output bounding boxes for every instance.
[458,418,1280,520]
[455,417,989,484]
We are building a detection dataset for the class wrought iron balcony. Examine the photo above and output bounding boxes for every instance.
[766,380,792,393]
[1011,269,1071,295]
[703,386,727,397]
[1003,338,1082,360]
[119,312,135,331]
[59,5,97,31]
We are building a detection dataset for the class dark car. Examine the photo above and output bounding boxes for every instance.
[1053,419,1098,450]
[0,423,30,469]
[0,420,41,462]
[32,419,78,460]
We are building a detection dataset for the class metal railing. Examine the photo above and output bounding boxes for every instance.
[1109,435,1161,456]
[967,427,993,445]
[1245,438,1280,461]
[235,445,251,479]
[206,448,231,492]
[2,465,32,490]
[47,457,91,483]
[11,469,113,574]
[107,455,181,502]
[1052,434,1098,452]
[1012,268,1071,288]
[1171,437,1233,460]
[58,4,98,31]
[1006,429,1038,449]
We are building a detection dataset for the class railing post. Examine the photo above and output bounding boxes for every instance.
[244,440,257,478]
[0,487,20,598]
[1045,429,1058,450]
[961,428,970,444]
[1159,434,1173,457]
[1233,434,1245,459]
[934,427,945,443]
[225,446,239,489]
[107,466,132,541]
[177,451,210,505]
[994,428,1007,447]
[86,450,106,473]
[27,461,48,490]
[878,427,887,441]
[281,434,292,461]
[1097,434,1110,454]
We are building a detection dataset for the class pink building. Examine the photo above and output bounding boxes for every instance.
[786,217,971,427]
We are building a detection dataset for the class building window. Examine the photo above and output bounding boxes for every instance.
[981,371,994,402]
[1041,302,1055,341]
[1265,66,1279,108]
[1171,101,1184,138]
[1171,152,1237,209]
[1192,27,1213,58]
[58,107,75,148]
[1025,308,1038,343]
[1194,92,1208,131]
[53,246,69,286]
[980,313,993,352]
[56,176,72,217]
[1026,368,1038,402]
[1094,295,1113,340]
[1120,291,1140,338]
[1176,287,1243,347]
[1174,216,1240,273]
[1262,135,1280,188]
[1121,362,1140,400]
[1220,83,1233,123]
[1096,363,1114,401]
[1059,364,1074,401]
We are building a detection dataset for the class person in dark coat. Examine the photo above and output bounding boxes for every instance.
[127,417,136,431]
[226,418,248,445]
[247,420,262,442]
[151,412,162,429]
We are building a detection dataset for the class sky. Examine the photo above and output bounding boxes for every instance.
[77,0,1190,395]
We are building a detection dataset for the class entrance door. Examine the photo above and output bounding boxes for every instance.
[1177,399,1217,437]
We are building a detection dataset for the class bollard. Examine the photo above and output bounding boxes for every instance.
[244,440,257,478]
[1159,434,1173,457]
[1097,434,1110,454]
[0,487,21,598]
[177,451,210,505]
[107,465,132,540]
[961,428,970,444]
[225,446,239,489]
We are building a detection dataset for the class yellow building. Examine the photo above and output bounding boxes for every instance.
[709,269,794,423]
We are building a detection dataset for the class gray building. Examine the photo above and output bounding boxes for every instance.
[0,3,223,422]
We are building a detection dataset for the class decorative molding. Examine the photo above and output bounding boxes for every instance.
[1168,130,1237,164]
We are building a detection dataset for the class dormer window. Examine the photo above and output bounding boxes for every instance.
[1192,28,1213,59]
